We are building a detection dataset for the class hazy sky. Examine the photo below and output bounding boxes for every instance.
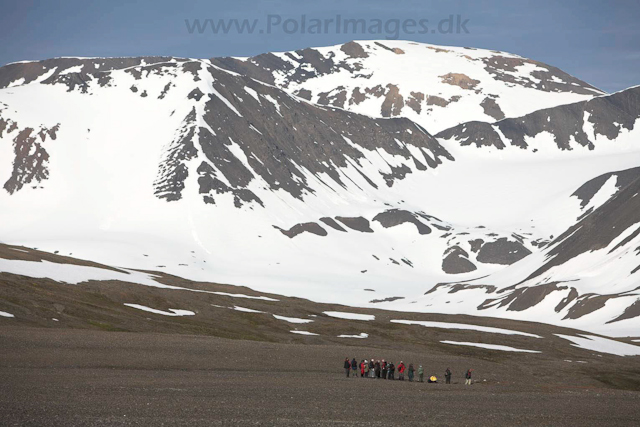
[1,0,638,92]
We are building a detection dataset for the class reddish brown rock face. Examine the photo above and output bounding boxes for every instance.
[439,72,481,90]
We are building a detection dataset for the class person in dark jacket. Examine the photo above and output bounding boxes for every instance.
[351,358,358,377]
[408,364,415,382]
[465,369,472,385]
[375,361,381,378]
[445,368,452,384]
[388,363,395,380]
[382,360,388,379]
[344,358,351,377]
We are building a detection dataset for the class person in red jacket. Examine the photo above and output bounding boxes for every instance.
[397,361,406,381]
[360,360,366,378]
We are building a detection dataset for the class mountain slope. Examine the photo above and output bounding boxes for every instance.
[0,44,638,337]
[214,40,604,133]
[0,54,513,302]
[391,165,640,337]
[437,85,640,153]
[0,56,451,203]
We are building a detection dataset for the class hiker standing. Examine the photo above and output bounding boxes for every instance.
[382,360,388,379]
[397,361,405,380]
[418,365,424,382]
[389,363,395,380]
[360,360,366,378]
[344,358,351,377]
[375,360,381,378]
[351,358,358,377]
[369,359,375,378]
[465,369,472,385]
[408,364,415,382]
[445,368,452,384]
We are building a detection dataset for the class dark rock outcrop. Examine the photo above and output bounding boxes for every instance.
[437,86,640,151]
[571,166,640,209]
[335,216,373,233]
[480,97,505,120]
[442,246,477,274]
[482,56,602,95]
[319,217,347,232]
[372,209,431,235]
[2,118,60,195]
[275,222,327,238]
[476,238,532,265]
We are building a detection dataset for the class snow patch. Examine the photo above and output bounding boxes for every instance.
[232,306,264,313]
[440,341,541,353]
[555,334,640,356]
[323,311,375,321]
[290,330,319,336]
[211,291,278,301]
[59,65,84,75]
[391,320,542,338]
[337,333,369,338]
[123,303,195,317]
[244,86,261,103]
[7,78,25,88]
[273,314,314,324]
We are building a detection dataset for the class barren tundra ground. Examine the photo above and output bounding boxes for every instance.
[1,327,640,426]
[1,245,640,426]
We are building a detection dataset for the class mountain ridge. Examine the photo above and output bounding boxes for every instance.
[0,41,638,337]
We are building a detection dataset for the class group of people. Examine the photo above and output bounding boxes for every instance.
[343,358,473,385]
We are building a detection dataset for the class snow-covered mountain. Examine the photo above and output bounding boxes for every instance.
[416,164,640,337]
[214,40,604,133]
[0,41,638,337]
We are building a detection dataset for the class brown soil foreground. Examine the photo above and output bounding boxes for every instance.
[1,244,640,425]
[1,326,640,426]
